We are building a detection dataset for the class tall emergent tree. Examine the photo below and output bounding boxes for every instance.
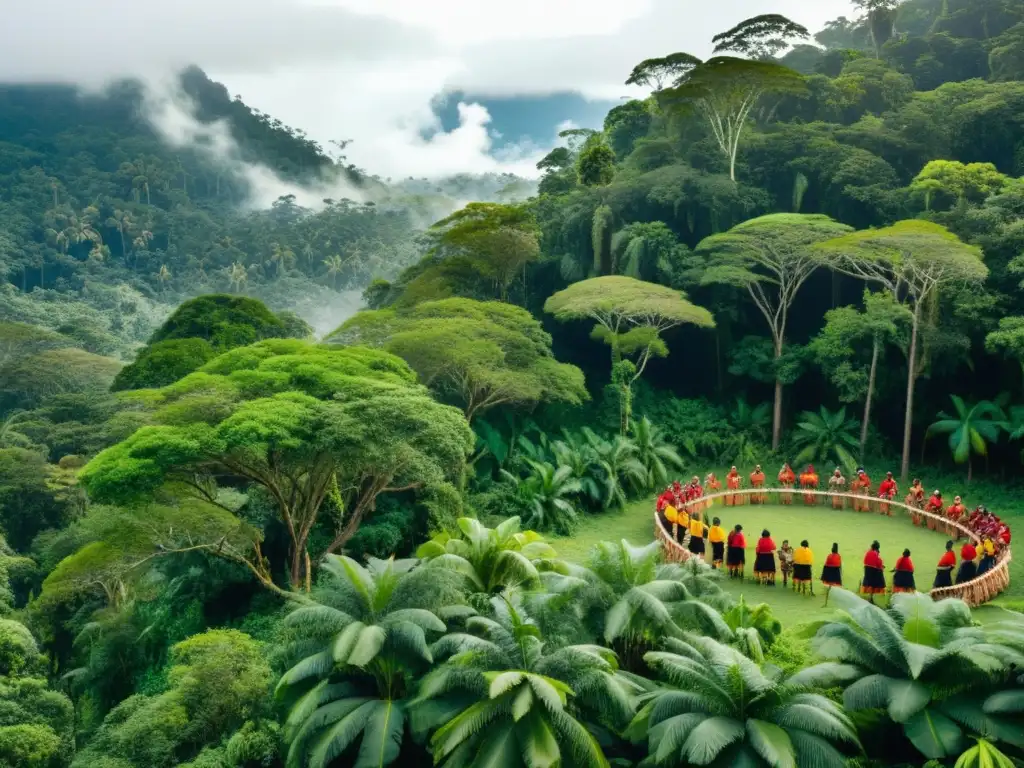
[697,214,853,450]
[810,290,912,454]
[80,340,474,591]
[544,276,714,432]
[328,298,588,423]
[816,221,989,481]
[639,15,808,181]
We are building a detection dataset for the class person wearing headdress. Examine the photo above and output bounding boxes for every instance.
[877,472,897,516]
[657,485,674,514]
[726,466,742,507]
[946,495,967,538]
[977,537,997,576]
[924,490,944,531]
[726,524,746,579]
[754,529,777,585]
[671,480,685,509]
[793,540,814,595]
[821,543,842,592]
[933,541,956,588]
[778,463,796,505]
[778,540,794,587]
[750,465,766,505]
[861,541,886,603]
[905,479,925,525]
[892,549,916,593]
[956,541,978,584]
[688,508,709,558]
[691,475,705,513]
[856,469,873,512]
[704,472,721,506]
[997,523,1011,547]
[708,517,727,569]
[800,464,820,505]
[828,468,846,509]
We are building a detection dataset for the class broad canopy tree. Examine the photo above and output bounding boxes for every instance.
[80,340,474,592]
[329,298,588,423]
[816,220,989,481]
[696,213,853,450]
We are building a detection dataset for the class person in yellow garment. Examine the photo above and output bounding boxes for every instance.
[708,517,727,569]
[663,503,689,545]
[793,540,815,595]
[688,510,709,559]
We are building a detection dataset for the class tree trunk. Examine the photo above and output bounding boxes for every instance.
[715,332,723,395]
[861,337,880,456]
[900,311,921,482]
[771,340,783,451]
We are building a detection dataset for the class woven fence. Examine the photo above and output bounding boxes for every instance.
[654,487,1011,607]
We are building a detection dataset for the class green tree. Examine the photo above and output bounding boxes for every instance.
[111,338,216,391]
[147,294,288,349]
[910,160,1010,211]
[510,460,582,534]
[577,142,617,187]
[414,593,634,768]
[80,341,473,591]
[925,395,1004,483]
[810,290,911,453]
[711,13,811,60]
[331,298,587,423]
[697,214,853,450]
[276,555,459,768]
[583,430,647,510]
[791,406,861,469]
[816,220,989,481]
[545,276,714,431]
[625,53,702,91]
[794,590,1024,761]
[630,416,684,490]
[632,634,860,767]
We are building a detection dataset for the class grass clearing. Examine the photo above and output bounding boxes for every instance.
[553,496,1015,627]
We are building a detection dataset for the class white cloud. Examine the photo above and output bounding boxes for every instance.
[0,0,858,183]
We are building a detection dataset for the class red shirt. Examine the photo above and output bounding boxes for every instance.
[925,495,943,512]
[960,544,977,561]
[756,537,776,554]
[859,473,872,491]
[657,492,673,512]
[878,479,897,498]
[895,556,914,572]
[999,526,1011,544]
[730,532,746,549]
[824,553,841,568]
[864,550,884,569]
[727,472,740,489]
[937,551,956,568]
[946,504,965,520]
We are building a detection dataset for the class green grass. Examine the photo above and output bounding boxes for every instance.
[553,496,1014,627]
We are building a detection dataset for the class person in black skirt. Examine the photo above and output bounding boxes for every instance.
[754,529,778,586]
[956,541,978,584]
[708,517,727,569]
[892,549,916,593]
[861,541,886,603]
[933,541,956,588]
[726,524,746,579]
[821,543,842,604]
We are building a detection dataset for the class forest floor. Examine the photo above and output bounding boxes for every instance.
[553,497,1019,627]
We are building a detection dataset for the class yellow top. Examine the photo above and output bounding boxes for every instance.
[664,505,678,523]
[689,518,707,537]
[793,546,814,566]
[664,505,689,528]
[983,539,995,556]
[708,525,726,543]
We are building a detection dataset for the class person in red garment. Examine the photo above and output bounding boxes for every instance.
[754,529,777,585]
[861,541,886,603]
[828,468,847,509]
[892,549,916,593]
[672,480,685,509]
[933,541,956,588]
[800,464,819,505]
[726,524,747,579]
[750,465,767,505]
[855,469,873,512]
[778,463,796,505]
[821,543,842,591]
[877,472,897,516]
[704,472,721,506]
[957,541,978,584]
[924,490,944,530]
[905,479,925,525]
[945,495,967,538]
[726,467,742,507]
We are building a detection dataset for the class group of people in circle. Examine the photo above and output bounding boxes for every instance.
[656,470,1007,603]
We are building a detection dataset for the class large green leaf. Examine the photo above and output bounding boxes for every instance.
[746,719,797,768]
[354,700,405,768]
[682,716,745,764]
[903,707,964,759]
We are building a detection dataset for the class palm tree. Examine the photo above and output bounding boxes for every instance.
[632,634,861,767]
[954,738,1018,768]
[583,429,646,509]
[323,253,349,289]
[925,395,1004,483]
[722,595,782,663]
[730,396,771,440]
[511,460,581,534]
[155,264,171,292]
[106,209,134,265]
[551,431,602,506]
[413,593,635,768]
[791,405,860,469]
[793,589,1024,761]
[631,416,685,490]
[276,555,463,768]
[416,517,562,602]
[226,261,248,294]
[269,242,296,279]
[588,540,732,671]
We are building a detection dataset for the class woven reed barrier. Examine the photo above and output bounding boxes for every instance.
[654,487,1011,607]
